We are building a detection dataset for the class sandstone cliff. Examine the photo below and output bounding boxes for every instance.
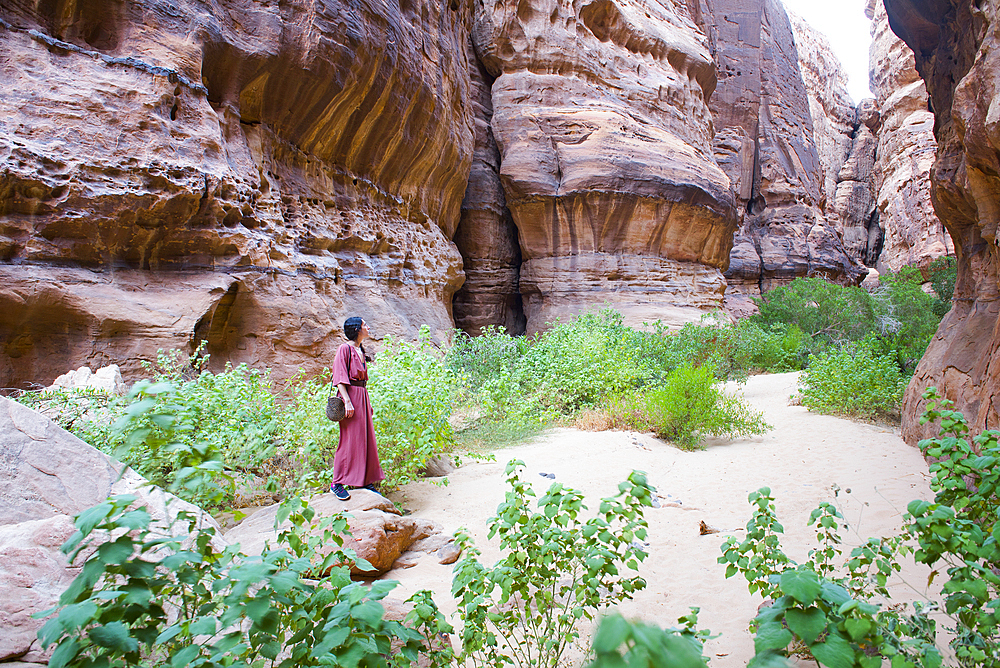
[867,0,954,273]
[0,0,474,386]
[472,0,738,333]
[700,0,867,316]
[883,0,1000,441]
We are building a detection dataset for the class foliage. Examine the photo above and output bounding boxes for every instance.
[870,267,942,374]
[799,338,907,420]
[39,490,454,668]
[367,327,461,489]
[927,256,957,319]
[719,487,941,668]
[452,460,653,668]
[911,388,1000,666]
[617,364,771,450]
[753,277,877,348]
[587,611,716,668]
[718,390,1000,666]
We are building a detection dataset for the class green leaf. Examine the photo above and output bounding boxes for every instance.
[89,622,139,653]
[810,633,855,668]
[48,639,81,668]
[785,607,827,645]
[820,581,852,606]
[754,621,793,653]
[780,569,821,605]
[844,617,872,642]
[593,615,630,653]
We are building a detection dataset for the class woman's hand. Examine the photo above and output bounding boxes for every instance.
[345,401,355,419]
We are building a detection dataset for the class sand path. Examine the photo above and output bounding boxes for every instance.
[383,371,937,666]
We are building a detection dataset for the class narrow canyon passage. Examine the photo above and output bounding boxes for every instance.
[385,372,937,666]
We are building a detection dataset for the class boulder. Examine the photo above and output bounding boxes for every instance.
[48,365,126,395]
[0,396,224,662]
[224,489,447,576]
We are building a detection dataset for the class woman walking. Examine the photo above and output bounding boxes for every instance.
[330,317,384,500]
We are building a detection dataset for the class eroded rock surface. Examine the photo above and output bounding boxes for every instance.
[0,0,474,387]
[885,0,1000,441]
[867,0,954,273]
[473,0,738,332]
[703,0,867,312]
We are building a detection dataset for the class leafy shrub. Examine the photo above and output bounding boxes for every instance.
[614,364,770,450]
[927,255,957,318]
[39,492,453,668]
[588,612,713,668]
[799,339,907,420]
[716,392,1000,667]
[753,277,877,348]
[368,327,460,489]
[452,460,653,668]
[871,266,941,373]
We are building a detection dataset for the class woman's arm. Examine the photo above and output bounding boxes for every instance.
[337,383,355,418]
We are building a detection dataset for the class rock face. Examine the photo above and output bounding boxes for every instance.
[451,50,525,336]
[884,0,1000,441]
[472,0,738,332]
[867,0,954,273]
[701,0,867,311]
[0,396,223,663]
[0,0,474,387]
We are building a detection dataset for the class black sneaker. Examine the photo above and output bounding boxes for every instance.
[363,483,381,495]
[331,483,351,500]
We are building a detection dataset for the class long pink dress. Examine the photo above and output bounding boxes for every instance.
[330,342,384,487]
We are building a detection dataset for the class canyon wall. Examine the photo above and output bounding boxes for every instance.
[0,0,889,384]
[868,0,953,273]
[0,0,474,386]
[472,0,738,333]
[882,0,1000,440]
[699,0,868,316]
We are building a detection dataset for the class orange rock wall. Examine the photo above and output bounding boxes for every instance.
[0,0,474,385]
[883,0,1000,441]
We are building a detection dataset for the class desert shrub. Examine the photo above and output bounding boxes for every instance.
[799,339,907,419]
[39,489,453,668]
[275,369,341,489]
[871,266,942,373]
[753,277,877,349]
[588,611,713,668]
[615,364,770,450]
[453,460,653,668]
[927,256,957,318]
[368,327,461,489]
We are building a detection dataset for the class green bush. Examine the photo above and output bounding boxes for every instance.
[927,255,957,318]
[620,364,771,450]
[753,277,877,348]
[39,492,453,668]
[716,392,1000,667]
[368,327,460,489]
[799,339,907,420]
[871,266,941,373]
[452,460,653,668]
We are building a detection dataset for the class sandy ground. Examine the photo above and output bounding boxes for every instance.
[382,372,937,666]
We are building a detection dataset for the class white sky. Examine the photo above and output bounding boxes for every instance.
[782,0,875,104]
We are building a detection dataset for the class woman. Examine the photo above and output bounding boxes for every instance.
[329,317,384,500]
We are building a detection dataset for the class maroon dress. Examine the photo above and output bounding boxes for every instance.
[330,342,384,487]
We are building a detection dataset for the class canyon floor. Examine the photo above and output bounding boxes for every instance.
[381,371,938,667]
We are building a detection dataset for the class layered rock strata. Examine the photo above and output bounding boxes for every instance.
[701,0,867,314]
[472,0,738,332]
[0,0,474,387]
[867,0,954,273]
[883,0,1000,441]
[451,51,525,336]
